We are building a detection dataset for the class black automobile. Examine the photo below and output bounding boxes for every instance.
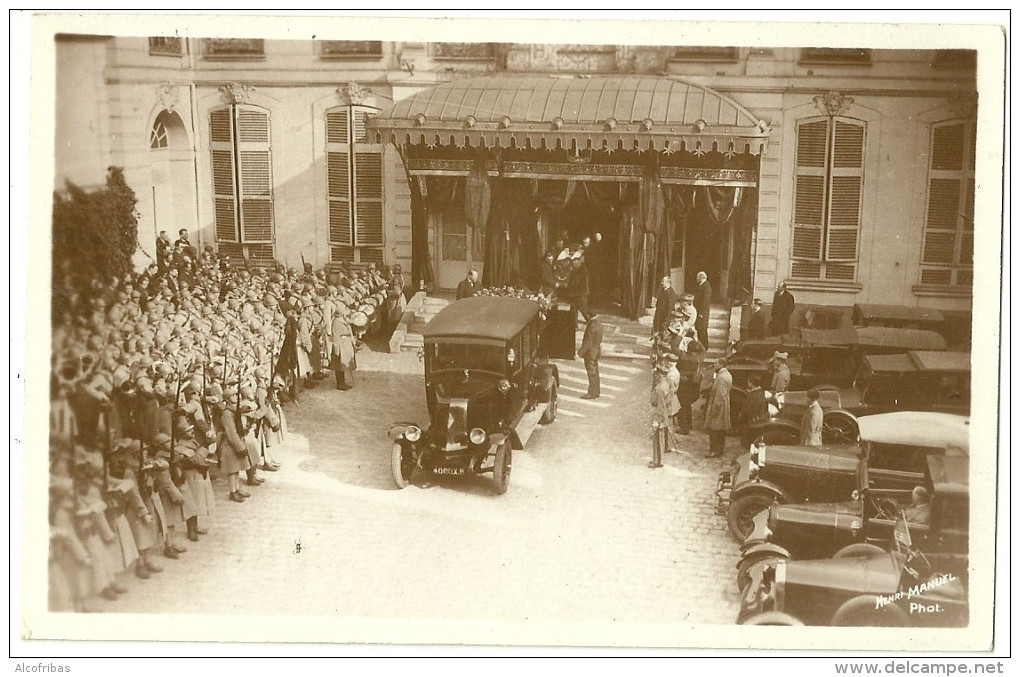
[388,296,558,495]
[736,452,969,593]
[728,326,947,395]
[718,411,969,542]
[737,513,967,627]
[745,350,971,446]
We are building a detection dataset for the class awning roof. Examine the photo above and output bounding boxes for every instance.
[369,75,770,155]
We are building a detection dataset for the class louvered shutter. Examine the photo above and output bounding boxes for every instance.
[791,119,827,278]
[210,107,238,242]
[352,109,384,249]
[326,109,353,247]
[234,106,274,243]
[921,122,974,286]
[824,120,865,280]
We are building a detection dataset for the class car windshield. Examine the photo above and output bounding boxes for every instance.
[428,342,506,374]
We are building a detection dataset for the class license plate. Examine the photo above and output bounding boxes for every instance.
[432,467,466,475]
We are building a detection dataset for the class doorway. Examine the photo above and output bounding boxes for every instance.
[684,215,730,302]
[548,189,620,308]
[435,185,485,290]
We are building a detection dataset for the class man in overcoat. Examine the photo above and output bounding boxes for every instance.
[653,276,678,335]
[578,311,603,399]
[770,283,796,336]
[693,271,712,352]
[330,308,357,390]
[704,358,732,458]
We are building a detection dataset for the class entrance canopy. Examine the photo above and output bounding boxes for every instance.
[369,75,770,157]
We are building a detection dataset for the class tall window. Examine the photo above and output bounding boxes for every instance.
[791,116,866,282]
[210,105,275,266]
[920,121,975,287]
[326,106,384,265]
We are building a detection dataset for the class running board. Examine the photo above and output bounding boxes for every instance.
[514,404,548,448]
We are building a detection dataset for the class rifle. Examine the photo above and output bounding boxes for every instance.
[101,410,110,496]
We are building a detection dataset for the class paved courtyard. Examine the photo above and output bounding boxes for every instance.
[106,314,745,635]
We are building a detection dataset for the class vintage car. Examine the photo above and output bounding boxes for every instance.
[737,451,969,593]
[728,327,948,395]
[388,296,558,495]
[737,514,967,627]
[718,411,969,542]
[745,350,971,446]
[852,303,946,333]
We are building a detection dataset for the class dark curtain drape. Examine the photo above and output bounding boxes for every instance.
[407,175,434,293]
[534,180,577,255]
[464,159,491,233]
[484,178,538,288]
[728,188,757,304]
[661,184,696,284]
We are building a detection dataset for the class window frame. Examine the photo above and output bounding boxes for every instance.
[790,115,866,283]
[918,119,975,289]
[209,103,276,264]
[326,105,385,266]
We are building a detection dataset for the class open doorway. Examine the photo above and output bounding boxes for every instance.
[684,215,730,302]
[548,189,620,310]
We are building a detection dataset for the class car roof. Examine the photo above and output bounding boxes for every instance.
[852,327,948,351]
[423,296,541,342]
[857,412,970,451]
[863,351,970,373]
[927,455,969,494]
[853,304,946,324]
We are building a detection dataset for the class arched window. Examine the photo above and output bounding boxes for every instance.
[149,118,169,149]
[209,104,276,266]
[791,116,866,282]
[326,105,384,265]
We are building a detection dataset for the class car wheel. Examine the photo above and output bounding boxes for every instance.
[822,412,859,445]
[740,611,804,626]
[492,442,512,495]
[728,493,781,542]
[833,543,888,559]
[539,381,557,424]
[736,549,789,592]
[391,442,413,489]
[830,595,912,627]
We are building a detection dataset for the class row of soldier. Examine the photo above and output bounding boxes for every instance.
[49,243,404,611]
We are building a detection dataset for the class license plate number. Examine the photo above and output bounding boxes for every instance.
[433,467,465,475]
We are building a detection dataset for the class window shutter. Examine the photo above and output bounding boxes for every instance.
[234,106,274,243]
[824,120,864,273]
[326,110,353,246]
[921,122,974,286]
[210,108,238,242]
[791,119,828,272]
[353,152,383,246]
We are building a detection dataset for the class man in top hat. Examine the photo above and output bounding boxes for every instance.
[770,351,791,394]
[653,276,679,335]
[703,358,732,458]
[799,387,823,447]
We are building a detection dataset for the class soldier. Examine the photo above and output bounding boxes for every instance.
[770,351,791,394]
[150,432,194,559]
[106,439,163,579]
[217,385,252,503]
[172,416,214,541]
[330,307,357,391]
[704,358,733,458]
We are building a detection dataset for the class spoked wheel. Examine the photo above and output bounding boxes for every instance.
[728,493,781,542]
[492,442,512,495]
[822,413,859,445]
[391,442,414,489]
[539,382,558,424]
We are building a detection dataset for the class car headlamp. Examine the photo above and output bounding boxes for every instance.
[468,428,487,445]
[404,425,422,442]
[498,379,511,393]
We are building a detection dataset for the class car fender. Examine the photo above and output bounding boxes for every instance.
[746,417,800,444]
[531,364,559,403]
[730,479,790,504]
[388,422,421,441]
[741,542,792,562]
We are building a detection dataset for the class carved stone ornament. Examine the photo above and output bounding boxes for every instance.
[155,83,180,112]
[813,91,854,117]
[219,82,256,105]
[338,82,371,106]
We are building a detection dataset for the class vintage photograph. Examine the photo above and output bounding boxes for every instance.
[15,11,1007,655]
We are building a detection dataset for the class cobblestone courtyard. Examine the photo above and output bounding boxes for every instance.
[108,317,744,636]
